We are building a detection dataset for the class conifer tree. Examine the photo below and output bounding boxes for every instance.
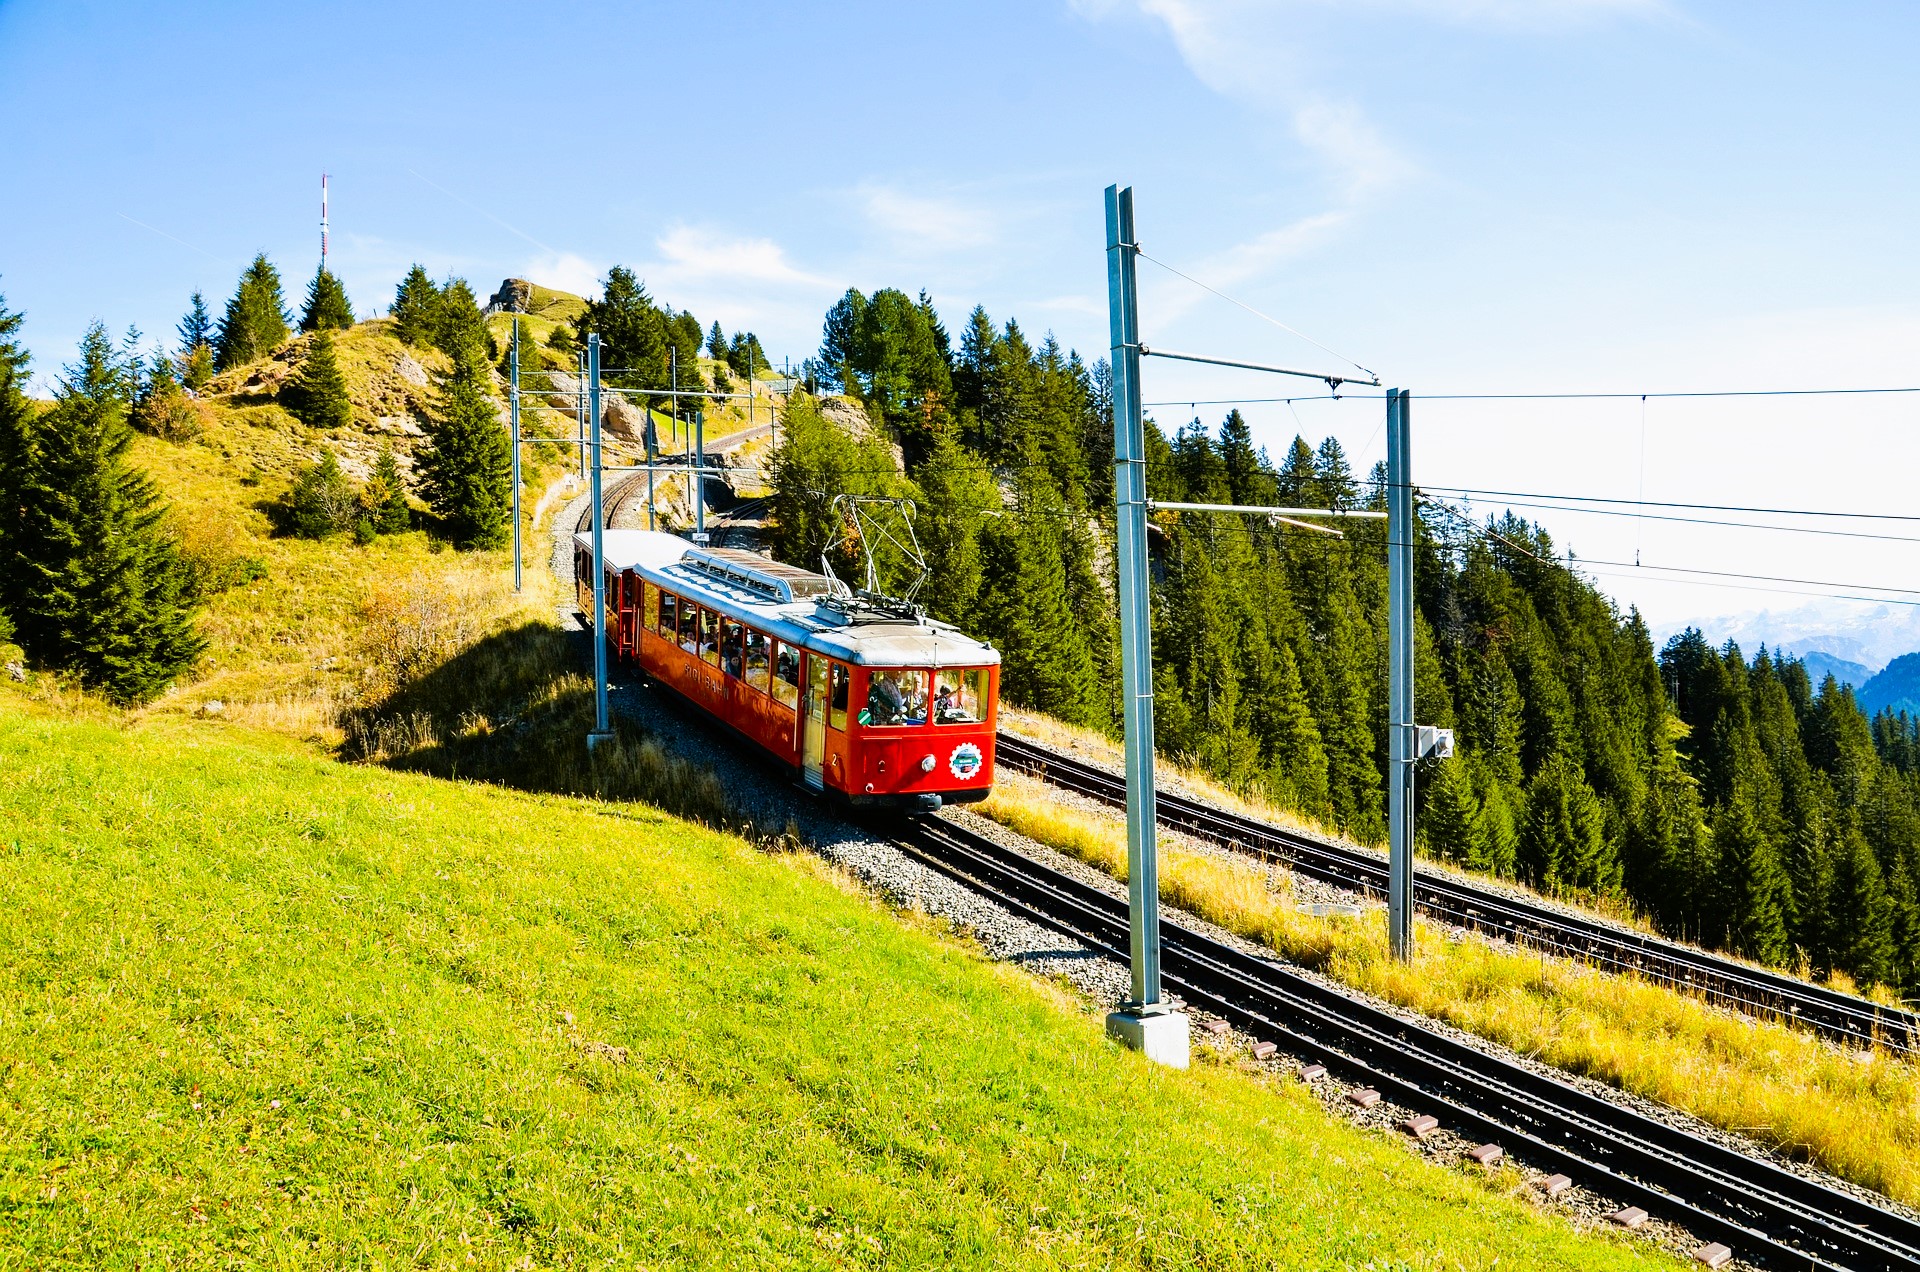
[11,321,204,702]
[177,290,213,355]
[179,342,214,391]
[390,265,442,348]
[213,254,291,371]
[913,419,994,626]
[707,320,728,361]
[1829,830,1894,986]
[364,446,411,534]
[818,290,865,390]
[282,331,354,429]
[1520,753,1618,894]
[727,330,768,378]
[281,450,359,538]
[176,291,215,388]
[580,267,671,404]
[971,473,1099,727]
[1422,754,1487,866]
[1264,642,1333,817]
[417,342,511,549]
[0,289,35,610]
[433,277,487,359]
[132,351,199,441]
[299,267,354,332]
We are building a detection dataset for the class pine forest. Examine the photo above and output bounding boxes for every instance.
[766,286,1920,995]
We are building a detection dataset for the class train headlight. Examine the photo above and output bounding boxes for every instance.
[920,754,936,774]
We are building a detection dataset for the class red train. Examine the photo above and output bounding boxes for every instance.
[575,529,1000,812]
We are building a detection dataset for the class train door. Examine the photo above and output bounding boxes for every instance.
[801,654,828,790]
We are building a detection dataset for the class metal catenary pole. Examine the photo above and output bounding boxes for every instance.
[510,315,523,593]
[1386,388,1415,960]
[693,407,707,543]
[587,334,613,749]
[1105,184,1165,1013]
[576,348,588,480]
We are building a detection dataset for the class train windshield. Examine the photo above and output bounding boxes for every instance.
[862,669,928,727]
[934,668,987,725]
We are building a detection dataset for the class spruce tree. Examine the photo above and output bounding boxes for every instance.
[364,446,412,534]
[282,331,354,429]
[299,267,355,332]
[176,291,215,387]
[433,277,487,359]
[1829,830,1895,987]
[281,450,359,538]
[913,419,994,626]
[1422,755,1487,866]
[970,473,1100,727]
[179,342,214,391]
[12,321,204,702]
[1520,754,1617,894]
[177,290,213,355]
[390,266,442,347]
[132,351,199,441]
[418,341,511,549]
[213,254,291,371]
[707,320,727,361]
[0,289,35,611]
[581,266,670,399]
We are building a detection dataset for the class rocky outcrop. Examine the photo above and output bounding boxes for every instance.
[486,278,534,315]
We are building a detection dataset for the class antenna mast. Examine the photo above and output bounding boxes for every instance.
[320,172,330,270]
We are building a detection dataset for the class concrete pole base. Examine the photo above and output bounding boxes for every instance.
[1106,1009,1190,1069]
[586,730,617,753]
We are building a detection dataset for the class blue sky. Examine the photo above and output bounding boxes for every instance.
[2,0,1916,634]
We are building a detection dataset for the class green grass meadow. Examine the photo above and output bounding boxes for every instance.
[0,705,1680,1269]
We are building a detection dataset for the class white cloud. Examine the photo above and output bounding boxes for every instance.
[651,225,831,289]
[520,251,602,298]
[857,184,997,253]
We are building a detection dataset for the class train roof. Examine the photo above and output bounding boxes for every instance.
[576,529,1000,669]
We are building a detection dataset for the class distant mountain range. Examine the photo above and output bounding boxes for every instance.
[1800,651,1874,691]
[1654,600,1920,717]
[1653,599,1920,676]
[1859,653,1920,718]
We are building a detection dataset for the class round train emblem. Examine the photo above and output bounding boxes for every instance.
[949,742,984,780]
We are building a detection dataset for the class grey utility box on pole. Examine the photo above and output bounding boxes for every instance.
[587,333,613,752]
[1103,183,1189,1069]
[1386,388,1415,960]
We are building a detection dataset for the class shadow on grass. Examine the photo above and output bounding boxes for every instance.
[340,621,735,830]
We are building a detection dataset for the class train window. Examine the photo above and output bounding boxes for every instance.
[745,629,771,694]
[699,608,721,667]
[643,583,659,633]
[659,591,678,641]
[721,618,743,678]
[935,668,987,725]
[828,662,849,731]
[863,669,928,727]
[678,597,699,653]
[773,642,801,708]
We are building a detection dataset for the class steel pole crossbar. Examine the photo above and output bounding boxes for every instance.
[1138,344,1381,389]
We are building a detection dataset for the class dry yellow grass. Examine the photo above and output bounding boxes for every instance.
[979,770,1920,1204]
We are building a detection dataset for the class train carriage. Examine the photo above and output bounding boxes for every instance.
[575,529,999,811]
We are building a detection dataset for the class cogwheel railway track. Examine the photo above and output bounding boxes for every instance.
[896,814,1920,1271]
[994,733,1920,1057]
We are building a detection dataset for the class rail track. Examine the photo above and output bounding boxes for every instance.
[994,733,1920,1056]
[896,814,1920,1271]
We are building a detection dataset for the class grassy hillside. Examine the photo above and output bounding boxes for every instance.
[0,702,1679,1269]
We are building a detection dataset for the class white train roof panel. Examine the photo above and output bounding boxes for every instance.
[575,529,1000,669]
